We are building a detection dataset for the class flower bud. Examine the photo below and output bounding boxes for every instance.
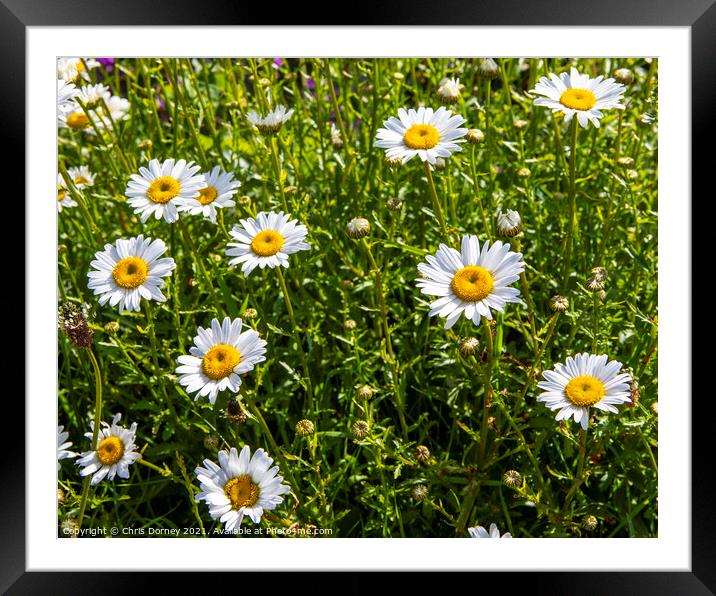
[613,68,634,85]
[516,167,531,178]
[356,384,374,401]
[458,336,480,357]
[466,128,485,144]
[549,295,569,312]
[496,209,522,238]
[344,319,357,331]
[351,420,370,440]
[203,435,219,450]
[225,399,247,425]
[479,58,500,79]
[502,469,522,489]
[103,321,120,334]
[387,197,403,211]
[242,307,258,320]
[411,484,429,502]
[346,217,370,239]
[586,267,607,292]
[581,515,598,531]
[436,77,464,104]
[415,445,431,465]
[295,419,315,437]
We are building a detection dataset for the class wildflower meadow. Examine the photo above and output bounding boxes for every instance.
[57,57,658,538]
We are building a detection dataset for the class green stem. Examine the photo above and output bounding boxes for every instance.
[470,145,491,240]
[276,267,314,414]
[424,161,450,243]
[362,238,408,440]
[563,427,588,510]
[478,320,494,465]
[76,348,104,529]
[269,137,289,212]
[562,118,579,291]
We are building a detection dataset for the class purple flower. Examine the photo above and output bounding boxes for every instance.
[273,58,284,68]
[97,58,115,72]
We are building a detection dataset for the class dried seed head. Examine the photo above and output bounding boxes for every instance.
[458,336,480,357]
[581,515,598,531]
[479,58,500,79]
[411,484,429,502]
[242,307,258,320]
[415,445,431,465]
[60,517,79,537]
[466,128,485,145]
[356,384,374,401]
[502,469,522,489]
[343,319,357,331]
[386,197,403,211]
[225,399,247,425]
[587,267,608,292]
[613,68,634,85]
[549,295,569,312]
[59,302,94,349]
[436,77,464,104]
[346,217,370,239]
[103,321,120,334]
[496,209,522,238]
[203,435,219,450]
[628,378,640,408]
[295,419,315,437]
[351,420,370,440]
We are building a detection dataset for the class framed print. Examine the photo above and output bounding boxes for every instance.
[6,0,710,592]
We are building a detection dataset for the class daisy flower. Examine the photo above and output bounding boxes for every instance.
[246,105,294,134]
[87,234,176,313]
[75,83,110,108]
[468,523,512,538]
[125,158,205,223]
[374,106,467,165]
[57,426,77,471]
[195,445,290,532]
[225,211,310,276]
[76,413,140,486]
[67,165,95,190]
[57,79,78,114]
[416,235,524,329]
[176,317,267,404]
[177,165,240,223]
[530,67,626,128]
[58,103,91,131]
[57,175,77,212]
[56,57,100,84]
[93,94,131,132]
[537,353,633,430]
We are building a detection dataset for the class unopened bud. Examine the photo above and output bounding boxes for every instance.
[550,295,569,312]
[613,68,634,85]
[295,419,315,437]
[479,58,500,79]
[466,129,485,144]
[346,217,370,239]
[503,469,522,488]
[415,445,431,465]
[387,197,403,211]
[496,209,522,238]
[351,420,370,440]
[356,384,374,401]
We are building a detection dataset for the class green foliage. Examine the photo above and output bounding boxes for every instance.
[58,57,658,538]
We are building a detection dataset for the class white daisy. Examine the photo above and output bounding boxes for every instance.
[177,165,240,223]
[436,77,464,104]
[374,106,468,165]
[57,175,77,212]
[125,159,205,223]
[468,523,512,538]
[537,353,633,430]
[57,104,92,131]
[57,425,77,471]
[246,105,294,134]
[67,165,95,190]
[195,445,290,532]
[416,235,525,329]
[75,83,110,108]
[57,57,99,84]
[87,234,176,313]
[76,413,140,485]
[530,67,626,128]
[92,94,131,132]
[176,317,267,405]
[57,79,79,115]
[225,211,310,276]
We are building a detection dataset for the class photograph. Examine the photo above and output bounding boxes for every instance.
[56,56,658,540]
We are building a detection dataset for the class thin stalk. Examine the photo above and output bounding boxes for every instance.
[563,427,588,510]
[76,348,104,528]
[562,118,579,291]
[424,161,450,243]
[276,267,314,414]
[478,320,495,465]
[470,145,491,239]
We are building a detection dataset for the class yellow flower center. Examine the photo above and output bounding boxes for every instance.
[58,185,66,202]
[96,436,125,466]
[250,230,285,257]
[564,375,606,407]
[197,186,218,206]
[450,266,494,302]
[147,176,180,204]
[403,124,440,150]
[224,475,260,510]
[112,256,149,289]
[66,112,89,129]
[202,344,241,380]
[74,176,89,186]
[559,88,597,111]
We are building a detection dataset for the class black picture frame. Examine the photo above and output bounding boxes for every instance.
[8,1,708,592]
